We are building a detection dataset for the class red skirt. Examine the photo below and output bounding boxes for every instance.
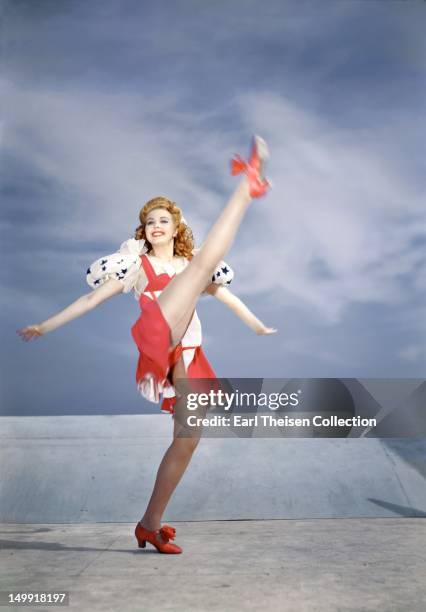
[131,297,216,414]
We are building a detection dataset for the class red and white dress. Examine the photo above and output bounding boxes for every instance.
[86,238,234,415]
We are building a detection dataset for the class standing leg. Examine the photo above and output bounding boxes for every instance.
[139,355,202,531]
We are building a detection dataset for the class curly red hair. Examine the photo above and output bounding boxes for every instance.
[135,196,194,258]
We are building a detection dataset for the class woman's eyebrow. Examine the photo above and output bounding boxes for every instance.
[146,216,170,221]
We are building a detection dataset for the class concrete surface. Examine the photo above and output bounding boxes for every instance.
[1,518,425,612]
[1,417,426,523]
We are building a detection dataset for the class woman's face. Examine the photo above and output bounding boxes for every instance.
[144,207,177,247]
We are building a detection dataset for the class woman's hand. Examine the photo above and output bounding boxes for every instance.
[16,324,44,341]
[256,325,278,335]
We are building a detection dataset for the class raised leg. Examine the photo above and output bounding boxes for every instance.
[157,177,252,345]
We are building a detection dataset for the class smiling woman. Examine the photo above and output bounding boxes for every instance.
[17,135,276,554]
[137,196,195,260]
[127,199,224,414]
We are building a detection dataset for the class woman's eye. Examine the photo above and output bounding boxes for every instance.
[146,218,170,226]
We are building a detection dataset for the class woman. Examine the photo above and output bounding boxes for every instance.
[17,135,276,554]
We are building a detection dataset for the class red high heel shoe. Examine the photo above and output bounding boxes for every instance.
[134,521,182,554]
[230,135,270,198]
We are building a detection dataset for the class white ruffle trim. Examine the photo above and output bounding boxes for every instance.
[86,238,148,294]
[136,372,176,404]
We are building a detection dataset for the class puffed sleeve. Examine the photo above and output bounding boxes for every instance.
[86,238,147,294]
[211,260,234,285]
[192,248,234,286]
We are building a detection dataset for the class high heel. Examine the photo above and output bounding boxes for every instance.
[230,135,270,198]
[134,521,182,554]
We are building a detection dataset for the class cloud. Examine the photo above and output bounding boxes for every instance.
[398,344,425,363]
[230,92,426,323]
[3,79,425,329]
[3,0,425,417]
[3,80,220,239]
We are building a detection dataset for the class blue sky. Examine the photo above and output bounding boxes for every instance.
[2,0,425,415]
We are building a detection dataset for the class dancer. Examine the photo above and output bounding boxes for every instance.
[17,136,276,554]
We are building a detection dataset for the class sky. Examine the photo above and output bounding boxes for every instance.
[2,0,425,415]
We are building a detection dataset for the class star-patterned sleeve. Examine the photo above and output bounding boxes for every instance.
[211,260,234,285]
[192,249,234,286]
[86,238,146,294]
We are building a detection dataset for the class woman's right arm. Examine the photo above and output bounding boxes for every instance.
[16,278,125,341]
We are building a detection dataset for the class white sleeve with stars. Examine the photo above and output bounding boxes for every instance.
[86,238,145,294]
[191,248,234,286]
[211,260,234,285]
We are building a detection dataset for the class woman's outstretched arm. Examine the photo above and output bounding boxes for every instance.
[16,278,125,341]
[204,284,277,335]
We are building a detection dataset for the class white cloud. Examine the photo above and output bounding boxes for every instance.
[398,344,426,363]
[3,81,425,329]
[3,80,228,244]
[232,92,426,323]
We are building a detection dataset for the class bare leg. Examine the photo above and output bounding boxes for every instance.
[157,177,252,345]
[140,356,202,530]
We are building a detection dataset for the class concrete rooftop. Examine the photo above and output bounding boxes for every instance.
[1,518,425,612]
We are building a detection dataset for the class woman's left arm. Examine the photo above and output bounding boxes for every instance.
[204,284,277,335]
